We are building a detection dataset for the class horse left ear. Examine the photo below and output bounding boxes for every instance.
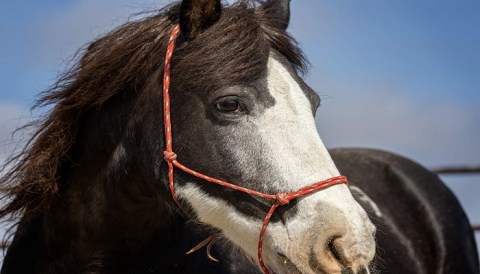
[179,0,222,40]
[266,0,291,30]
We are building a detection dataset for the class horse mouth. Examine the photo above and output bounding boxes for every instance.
[269,253,372,274]
[276,257,303,274]
[236,247,301,274]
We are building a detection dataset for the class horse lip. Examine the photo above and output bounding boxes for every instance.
[272,255,303,274]
[238,249,297,274]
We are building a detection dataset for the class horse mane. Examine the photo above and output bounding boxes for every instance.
[0,0,306,232]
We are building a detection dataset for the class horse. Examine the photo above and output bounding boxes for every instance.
[0,1,376,273]
[1,1,478,274]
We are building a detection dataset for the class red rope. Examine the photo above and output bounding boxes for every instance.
[162,24,348,274]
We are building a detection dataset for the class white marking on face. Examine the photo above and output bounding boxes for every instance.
[253,56,340,189]
[177,184,261,255]
[176,54,375,273]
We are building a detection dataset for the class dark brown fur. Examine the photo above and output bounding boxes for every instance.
[180,0,222,39]
[0,0,305,245]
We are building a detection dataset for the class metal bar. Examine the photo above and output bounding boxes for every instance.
[473,224,480,232]
[432,166,480,174]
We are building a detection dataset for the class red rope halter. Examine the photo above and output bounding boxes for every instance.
[162,24,348,274]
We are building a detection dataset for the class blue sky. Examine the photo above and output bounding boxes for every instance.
[1,0,479,248]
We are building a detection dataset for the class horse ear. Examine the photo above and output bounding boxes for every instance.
[179,0,222,40]
[265,0,291,30]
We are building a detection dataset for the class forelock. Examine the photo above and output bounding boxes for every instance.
[171,1,306,94]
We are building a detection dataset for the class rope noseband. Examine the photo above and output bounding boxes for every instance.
[162,24,348,274]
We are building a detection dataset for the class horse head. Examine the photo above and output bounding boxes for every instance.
[161,1,376,273]
[0,1,375,273]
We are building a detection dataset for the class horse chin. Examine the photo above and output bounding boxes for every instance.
[266,255,371,274]
[235,246,301,274]
[259,252,315,274]
[267,256,303,274]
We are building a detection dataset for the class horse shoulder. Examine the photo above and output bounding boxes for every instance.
[330,148,479,274]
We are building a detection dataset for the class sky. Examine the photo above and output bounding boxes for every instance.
[0,0,479,254]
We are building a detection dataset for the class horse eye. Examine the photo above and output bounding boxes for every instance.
[216,98,242,113]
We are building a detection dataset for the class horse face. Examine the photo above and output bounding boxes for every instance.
[168,1,376,273]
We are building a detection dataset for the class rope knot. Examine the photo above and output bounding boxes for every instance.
[275,193,290,205]
[163,151,177,162]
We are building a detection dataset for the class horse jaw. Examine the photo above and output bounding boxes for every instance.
[176,54,376,273]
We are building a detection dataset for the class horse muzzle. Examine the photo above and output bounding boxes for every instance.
[264,195,376,274]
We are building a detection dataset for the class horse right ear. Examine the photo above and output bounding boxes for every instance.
[179,0,222,40]
[261,0,291,30]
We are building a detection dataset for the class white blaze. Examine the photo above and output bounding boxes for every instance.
[254,56,340,189]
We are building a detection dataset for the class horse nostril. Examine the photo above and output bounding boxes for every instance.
[276,251,288,258]
[313,225,374,273]
[328,239,371,274]
[327,236,344,263]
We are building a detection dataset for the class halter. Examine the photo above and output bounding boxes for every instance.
[162,24,348,274]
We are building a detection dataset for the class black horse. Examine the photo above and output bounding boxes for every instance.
[1,0,478,273]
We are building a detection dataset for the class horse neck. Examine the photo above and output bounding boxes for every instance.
[34,169,236,273]
[33,151,164,271]
[28,93,180,272]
